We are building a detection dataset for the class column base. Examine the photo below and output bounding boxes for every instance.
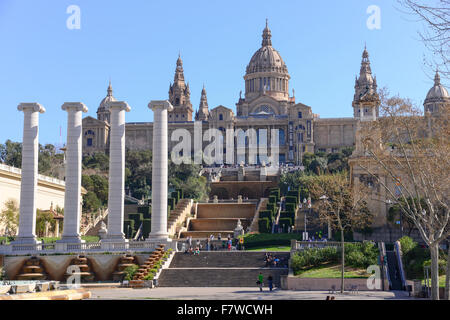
[56,236,85,244]
[11,236,41,245]
[101,234,128,242]
[147,234,172,243]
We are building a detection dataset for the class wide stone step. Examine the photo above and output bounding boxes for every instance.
[180,231,235,239]
[168,252,290,268]
[189,218,252,231]
[158,268,288,287]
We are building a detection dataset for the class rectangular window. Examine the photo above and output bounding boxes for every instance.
[298,111,302,119]
[87,138,92,147]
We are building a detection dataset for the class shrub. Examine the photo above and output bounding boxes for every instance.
[123,264,139,281]
[346,250,366,268]
[398,236,417,255]
[258,218,271,233]
[423,259,447,276]
[176,188,184,199]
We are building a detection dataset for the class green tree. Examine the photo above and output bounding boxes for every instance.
[0,199,19,236]
[0,140,22,168]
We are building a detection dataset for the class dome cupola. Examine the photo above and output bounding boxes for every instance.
[424,70,450,115]
[243,20,290,102]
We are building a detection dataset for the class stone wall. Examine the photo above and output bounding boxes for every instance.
[3,254,151,281]
[313,118,357,152]
[197,203,256,219]
[282,276,389,291]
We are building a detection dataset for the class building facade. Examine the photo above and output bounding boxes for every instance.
[82,22,447,166]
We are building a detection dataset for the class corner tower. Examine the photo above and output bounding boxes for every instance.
[352,46,380,121]
[168,55,193,122]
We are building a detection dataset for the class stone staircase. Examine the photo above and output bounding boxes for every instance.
[64,255,95,282]
[168,199,193,237]
[16,256,47,280]
[158,251,289,287]
[180,202,256,239]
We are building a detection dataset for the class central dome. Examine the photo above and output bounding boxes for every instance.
[246,21,288,75]
[244,21,290,102]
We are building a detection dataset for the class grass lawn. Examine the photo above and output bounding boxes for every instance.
[421,275,446,288]
[295,263,370,279]
[246,246,291,252]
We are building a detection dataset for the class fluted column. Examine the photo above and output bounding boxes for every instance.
[14,103,45,244]
[148,100,173,241]
[58,102,88,243]
[104,101,131,242]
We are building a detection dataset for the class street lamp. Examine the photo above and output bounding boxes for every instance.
[319,195,331,239]
[302,198,309,240]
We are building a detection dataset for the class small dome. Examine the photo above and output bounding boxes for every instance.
[425,71,449,101]
[245,21,288,75]
[97,81,117,113]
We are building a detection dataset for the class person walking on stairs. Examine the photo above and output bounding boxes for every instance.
[257,272,264,292]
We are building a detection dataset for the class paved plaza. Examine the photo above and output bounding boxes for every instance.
[87,286,416,300]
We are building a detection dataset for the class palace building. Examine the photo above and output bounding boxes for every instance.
[82,22,448,166]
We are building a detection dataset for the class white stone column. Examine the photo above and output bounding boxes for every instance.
[14,103,45,244]
[58,102,88,243]
[372,106,377,121]
[104,101,131,242]
[148,100,173,241]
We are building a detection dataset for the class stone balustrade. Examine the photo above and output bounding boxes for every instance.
[0,240,179,255]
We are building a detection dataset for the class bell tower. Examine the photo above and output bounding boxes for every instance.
[168,54,193,122]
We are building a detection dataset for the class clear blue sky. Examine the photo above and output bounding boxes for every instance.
[0,0,442,145]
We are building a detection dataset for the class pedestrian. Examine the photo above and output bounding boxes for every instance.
[268,275,273,292]
[257,272,264,292]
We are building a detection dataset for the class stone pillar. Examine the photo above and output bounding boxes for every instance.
[59,102,88,243]
[372,106,377,121]
[14,103,45,244]
[148,100,173,241]
[104,101,131,242]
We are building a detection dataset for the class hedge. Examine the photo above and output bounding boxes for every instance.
[128,213,143,227]
[259,210,273,220]
[258,218,271,233]
[279,218,293,230]
[171,191,180,204]
[268,195,277,204]
[287,190,300,201]
[285,203,296,213]
[280,211,295,220]
[267,203,276,215]
[176,188,184,199]
[137,206,151,219]
[168,198,176,211]
[285,196,298,205]
[143,218,151,237]
[124,219,135,239]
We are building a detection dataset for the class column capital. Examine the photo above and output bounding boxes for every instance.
[148,100,173,112]
[106,101,131,112]
[17,103,45,113]
[61,102,88,113]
